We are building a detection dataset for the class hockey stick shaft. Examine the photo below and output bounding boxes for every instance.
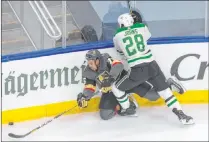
[127,0,132,14]
[8,105,78,138]
[8,90,101,139]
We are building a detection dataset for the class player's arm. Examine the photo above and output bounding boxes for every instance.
[103,53,124,80]
[77,66,97,108]
[113,37,122,54]
[144,25,151,41]
[113,36,124,56]
[97,54,124,93]
[113,36,128,61]
[83,78,96,100]
[77,77,96,108]
[108,56,124,80]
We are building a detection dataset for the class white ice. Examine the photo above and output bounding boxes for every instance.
[2,104,208,141]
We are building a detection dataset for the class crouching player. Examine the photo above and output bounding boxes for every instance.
[77,49,138,120]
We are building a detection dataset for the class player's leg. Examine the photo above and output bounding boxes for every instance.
[112,65,150,116]
[127,75,187,102]
[132,78,186,102]
[125,76,187,104]
[111,70,142,116]
[127,82,161,101]
[116,65,150,92]
[99,92,120,120]
[148,61,194,125]
[111,83,138,116]
[125,83,153,110]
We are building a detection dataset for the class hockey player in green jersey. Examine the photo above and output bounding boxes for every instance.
[112,13,194,125]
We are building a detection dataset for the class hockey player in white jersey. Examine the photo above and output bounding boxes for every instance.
[112,13,194,125]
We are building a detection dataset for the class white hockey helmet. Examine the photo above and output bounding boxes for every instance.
[118,13,134,28]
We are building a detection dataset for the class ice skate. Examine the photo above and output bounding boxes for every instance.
[172,108,195,125]
[128,93,139,108]
[167,76,187,94]
[118,101,138,117]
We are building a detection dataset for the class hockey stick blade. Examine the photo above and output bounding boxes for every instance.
[8,133,29,138]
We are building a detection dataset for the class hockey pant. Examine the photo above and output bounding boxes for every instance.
[99,83,156,120]
[113,61,171,102]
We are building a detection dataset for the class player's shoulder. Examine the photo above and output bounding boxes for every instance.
[82,66,96,80]
[132,22,146,29]
[114,23,146,37]
[102,53,114,64]
[114,27,127,37]
[83,65,91,76]
[102,53,112,61]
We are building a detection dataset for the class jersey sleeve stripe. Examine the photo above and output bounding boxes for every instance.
[112,60,122,66]
[84,88,95,92]
[84,84,96,92]
[128,54,153,63]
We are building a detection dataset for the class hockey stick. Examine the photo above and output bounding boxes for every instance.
[127,0,131,14]
[8,90,101,139]
[127,0,133,14]
[8,105,78,138]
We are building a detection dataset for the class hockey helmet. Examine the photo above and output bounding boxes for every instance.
[85,49,101,61]
[118,13,134,28]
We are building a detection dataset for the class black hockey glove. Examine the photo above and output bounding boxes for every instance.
[100,76,115,93]
[96,71,115,93]
[96,71,115,87]
[77,93,89,108]
[100,76,115,88]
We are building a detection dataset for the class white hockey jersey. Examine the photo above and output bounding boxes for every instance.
[113,23,154,67]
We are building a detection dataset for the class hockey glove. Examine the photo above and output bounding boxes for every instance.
[96,71,114,87]
[77,93,88,108]
[100,76,115,93]
[101,76,115,88]
[101,86,112,93]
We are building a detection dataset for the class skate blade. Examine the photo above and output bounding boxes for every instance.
[174,85,187,94]
[118,112,138,117]
[127,113,138,117]
[170,76,187,94]
[180,119,195,125]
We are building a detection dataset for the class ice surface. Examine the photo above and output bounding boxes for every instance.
[2,104,208,141]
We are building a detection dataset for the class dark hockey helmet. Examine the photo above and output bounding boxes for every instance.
[85,49,101,61]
